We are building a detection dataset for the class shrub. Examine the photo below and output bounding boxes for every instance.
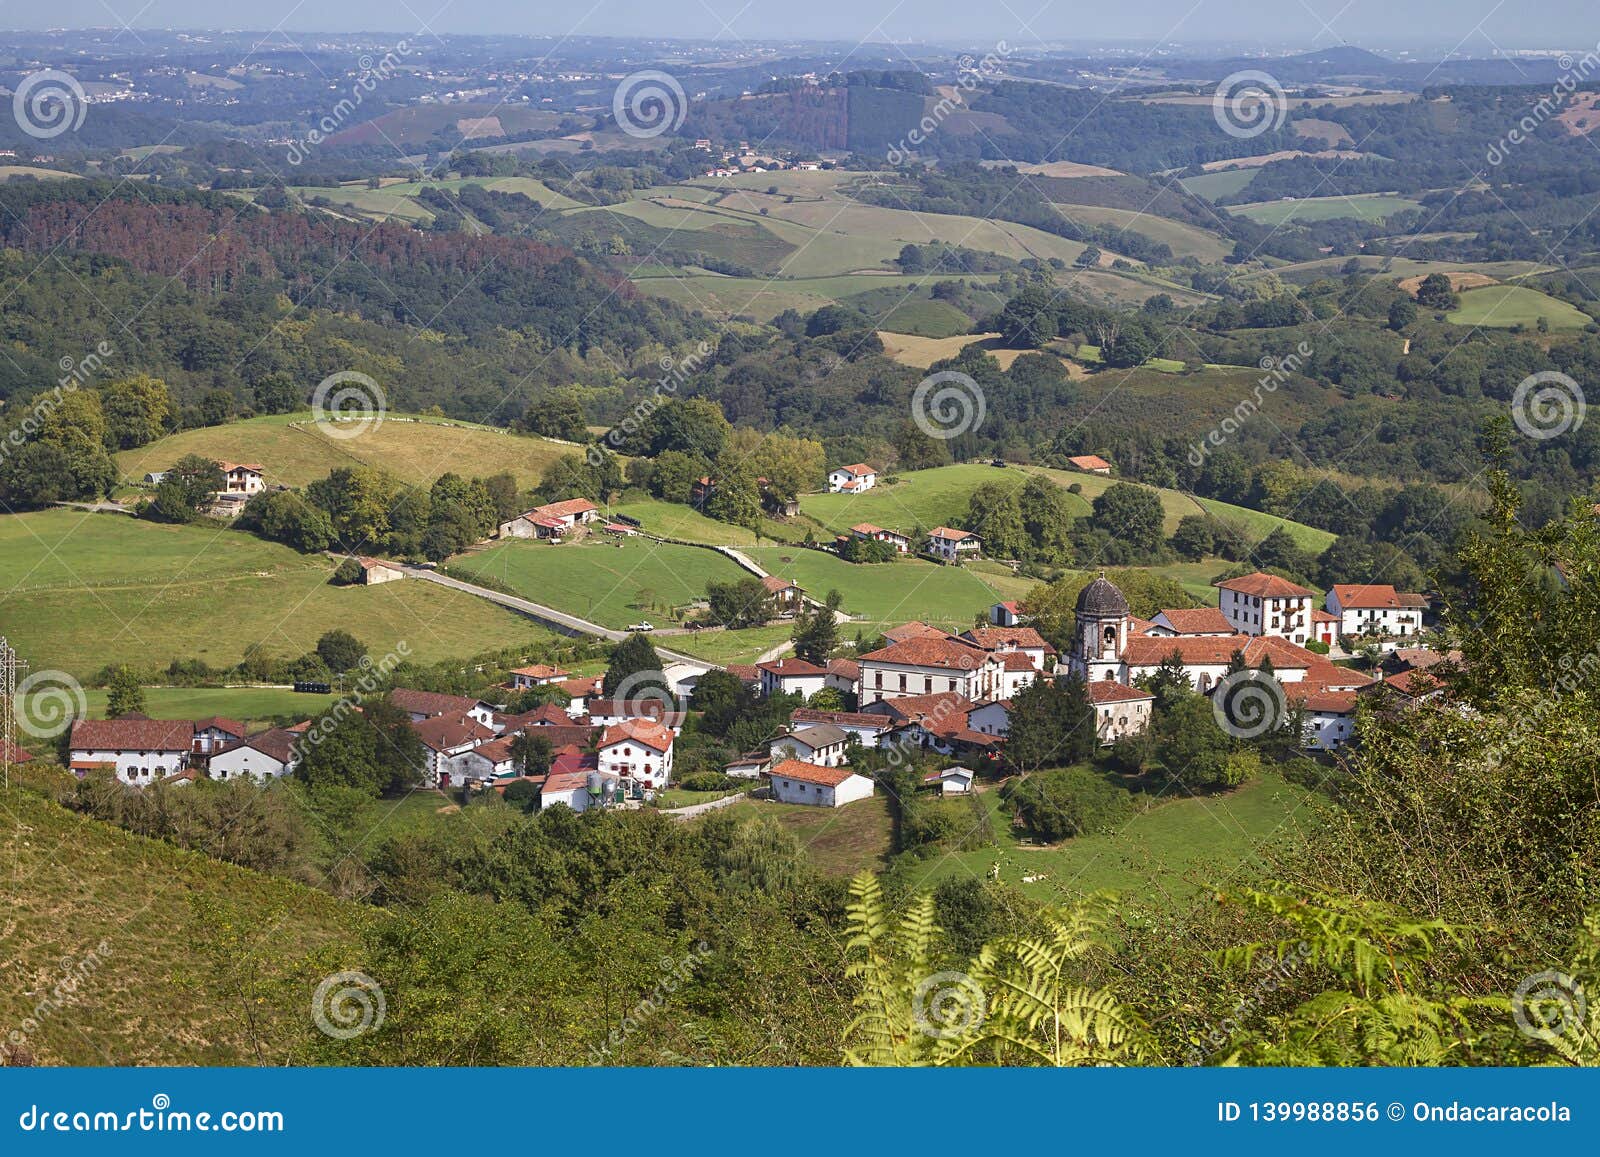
[678,771,739,793]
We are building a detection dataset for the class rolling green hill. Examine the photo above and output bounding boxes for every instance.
[0,783,358,1065]
[0,510,557,677]
[116,413,580,492]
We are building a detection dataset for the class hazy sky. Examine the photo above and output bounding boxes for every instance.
[3,0,1598,51]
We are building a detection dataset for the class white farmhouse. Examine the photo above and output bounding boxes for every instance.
[757,658,829,700]
[827,463,877,493]
[208,728,301,782]
[1326,584,1427,639]
[924,526,981,563]
[768,759,875,808]
[1215,572,1316,646]
[68,718,195,787]
[770,723,849,767]
[597,719,676,789]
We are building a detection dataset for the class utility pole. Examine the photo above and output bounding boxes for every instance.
[0,637,25,790]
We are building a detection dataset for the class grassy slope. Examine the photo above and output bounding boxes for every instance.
[1196,497,1338,554]
[116,414,579,492]
[81,685,341,725]
[919,770,1320,907]
[798,463,1056,536]
[744,547,1033,631]
[727,796,895,877]
[0,785,358,1064]
[0,511,556,676]
[1229,194,1425,226]
[1053,203,1233,263]
[1446,285,1593,330]
[449,536,750,630]
[1179,169,1259,200]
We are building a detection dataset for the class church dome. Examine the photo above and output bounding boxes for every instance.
[1076,575,1129,617]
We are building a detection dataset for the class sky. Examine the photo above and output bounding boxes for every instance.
[3,0,1599,52]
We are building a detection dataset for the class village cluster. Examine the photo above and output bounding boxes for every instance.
[46,564,1443,813]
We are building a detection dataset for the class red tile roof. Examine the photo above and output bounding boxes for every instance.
[827,658,860,681]
[868,691,974,726]
[1086,679,1153,704]
[529,498,599,520]
[989,651,1037,672]
[769,758,858,787]
[850,522,884,534]
[837,463,875,476]
[791,707,891,730]
[193,716,248,737]
[412,713,496,752]
[557,675,604,698]
[1121,635,1316,669]
[1154,608,1236,635]
[70,718,195,752]
[1329,583,1406,610]
[928,526,977,542]
[882,621,951,644]
[760,575,800,593]
[214,727,300,764]
[757,658,829,677]
[860,637,985,670]
[961,626,1049,651]
[1,738,34,764]
[1216,572,1315,599]
[600,718,674,753]
[510,663,567,680]
[1311,608,1339,623]
[1067,454,1112,471]
[723,664,760,683]
[390,688,487,718]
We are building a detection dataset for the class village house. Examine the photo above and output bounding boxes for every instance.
[1326,584,1427,639]
[767,758,876,808]
[757,657,830,700]
[761,575,806,615]
[218,462,266,495]
[390,688,499,727]
[1085,679,1155,745]
[1065,453,1113,476]
[989,601,1025,627]
[789,706,892,746]
[208,728,300,782]
[556,675,605,714]
[1147,608,1235,637]
[355,557,406,585]
[925,527,981,563]
[882,621,951,644]
[586,699,686,733]
[497,498,600,540]
[68,718,195,786]
[597,718,675,789]
[1216,572,1317,646]
[967,699,1012,738]
[191,716,247,756]
[827,463,877,493]
[959,626,1052,672]
[858,636,987,706]
[1311,609,1341,647]
[770,723,850,767]
[540,755,615,813]
[922,766,974,795]
[1294,687,1359,750]
[849,523,911,553]
[457,736,522,782]
[507,663,569,690]
[414,712,498,787]
[825,658,859,696]
[724,752,771,779]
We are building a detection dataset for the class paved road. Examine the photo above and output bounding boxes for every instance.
[401,566,714,671]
